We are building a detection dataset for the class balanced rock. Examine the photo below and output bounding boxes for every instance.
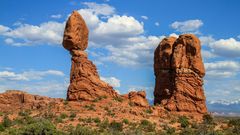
[63,11,118,101]
[63,11,89,51]
[154,34,207,114]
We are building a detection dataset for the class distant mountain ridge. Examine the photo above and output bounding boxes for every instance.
[148,99,240,116]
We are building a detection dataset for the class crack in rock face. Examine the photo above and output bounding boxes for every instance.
[154,34,207,114]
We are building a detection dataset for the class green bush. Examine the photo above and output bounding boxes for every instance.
[2,115,12,128]
[70,124,97,135]
[145,109,153,114]
[178,116,189,128]
[69,112,76,119]
[93,117,101,123]
[140,119,156,132]
[229,118,240,134]
[19,119,65,135]
[203,114,214,124]
[113,97,123,102]
[60,113,68,119]
[84,104,96,111]
[122,119,129,124]
[0,124,5,132]
[109,121,123,131]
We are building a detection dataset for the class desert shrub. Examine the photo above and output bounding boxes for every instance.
[113,97,123,102]
[2,115,12,128]
[178,116,189,128]
[18,119,65,135]
[145,109,153,114]
[55,116,63,123]
[203,114,214,125]
[60,113,68,119]
[84,104,96,111]
[0,124,5,132]
[163,125,176,135]
[109,121,123,131]
[229,118,240,134]
[18,110,31,117]
[93,117,101,123]
[180,127,195,135]
[122,119,129,124]
[99,119,109,129]
[70,124,97,135]
[140,119,156,132]
[69,112,76,119]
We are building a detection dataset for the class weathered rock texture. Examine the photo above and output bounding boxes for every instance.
[63,11,118,101]
[128,91,149,107]
[0,90,62,112]
[154,34,207,114]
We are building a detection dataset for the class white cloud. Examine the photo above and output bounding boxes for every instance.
[82,2,115,16]
[0,25,10,34]
[171,19,203,33]
[0,70,64,81]
[100,76,120,87]
[209,38,240,57]
[155,22,160,26]
[141,16,148,20]
[205,61,240,78]
[199,36,215,46]
[94,15,144,37]
[0,21,65,46]
[201,50,216,59]
[51,14,62,19]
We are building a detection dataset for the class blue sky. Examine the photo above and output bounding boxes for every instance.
[0,0,240,104]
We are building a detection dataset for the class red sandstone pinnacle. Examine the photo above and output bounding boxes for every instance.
[63,11,118,101]
[154,34,207,114]
[63,11,89,51]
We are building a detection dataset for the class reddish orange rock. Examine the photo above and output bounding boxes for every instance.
[63,11,118,101]
[62,11,89,51]
[128,91,149,107]
[154,34,207,114]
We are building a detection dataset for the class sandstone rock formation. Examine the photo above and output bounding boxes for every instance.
[0,90,62,111]
[154,34,207,114]
[63,11,118,101]
[128,91,149,107]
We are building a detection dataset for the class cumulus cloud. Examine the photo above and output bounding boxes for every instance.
[51,14,62,19]
[141,16,148,20]
[0,25,10,34]
[82,2,115,15]
[205,61,240,78]
[0,22,65,46]
[171,19,203,33]
[200,36,240,58]
[0,70,64,81]
[100,76,120,87]
[94,15,144,37]
[209,38,240,57]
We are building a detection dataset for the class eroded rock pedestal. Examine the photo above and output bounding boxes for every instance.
[63,11,118,101]
[154,34,207,114]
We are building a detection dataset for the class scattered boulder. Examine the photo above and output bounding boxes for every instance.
[154,34,207,114]
[128,91,149,107]
[62,11,118,101]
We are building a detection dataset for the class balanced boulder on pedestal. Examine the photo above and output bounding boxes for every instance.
[63,11,118,101]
